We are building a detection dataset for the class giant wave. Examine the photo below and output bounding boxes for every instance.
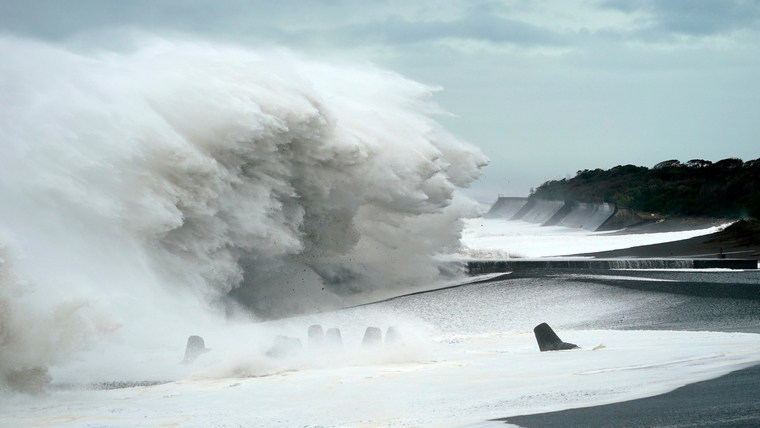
[0,36,487,392]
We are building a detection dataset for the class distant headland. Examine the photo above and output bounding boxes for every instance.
[487,157,760,258]
[530,157,760,219]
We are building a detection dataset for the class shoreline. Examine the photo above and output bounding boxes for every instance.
[4,267,760,427]
[498,362,760,427]
[490,235,760,427]
[570,223,759,261]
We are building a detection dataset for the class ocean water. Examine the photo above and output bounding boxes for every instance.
[1,36,759,427]
[2,272,760,427]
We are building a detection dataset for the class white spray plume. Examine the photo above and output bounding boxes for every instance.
[0,36,487,391]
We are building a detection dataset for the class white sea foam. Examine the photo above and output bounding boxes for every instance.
[0,36,487,392]
[458,218,728,259]
[13,331,760,426]
[3,281,760,427]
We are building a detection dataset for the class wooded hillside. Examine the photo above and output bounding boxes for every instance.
[531,158,760,219]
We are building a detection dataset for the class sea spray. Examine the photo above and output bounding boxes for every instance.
[0,36,487,391]
[0,246,121,393]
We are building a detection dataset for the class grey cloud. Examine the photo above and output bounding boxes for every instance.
[342,7,567,47]
[0,1,568,49]
[603,0,760,36]
[0,0,337,41]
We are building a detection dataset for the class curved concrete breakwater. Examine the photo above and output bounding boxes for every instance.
[516,199,567,225]
[556,202,615,229]
[485,197,629,231]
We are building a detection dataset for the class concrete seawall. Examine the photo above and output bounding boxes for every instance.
[514,199,566,224]
[486,197,619,231]
[466,258,758,274]
[485,197,530,220]
[597,207,648,231]
[556,202,616,231]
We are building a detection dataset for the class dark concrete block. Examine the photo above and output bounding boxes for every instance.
[308,325,324,349]
[534,323,579,352]
[182,335,210,364]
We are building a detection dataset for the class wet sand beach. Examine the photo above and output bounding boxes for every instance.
[496,228,760,428]
[499,362,760,427]
[571,218,760,261]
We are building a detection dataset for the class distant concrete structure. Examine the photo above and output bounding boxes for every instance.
[484,197,530,220]
[385,326,404,348]
[466,258,757,274]
[519,199,568,225]
[485,197,619,231]
[308,325,324,349]
[556,202,616,231]
[361,327,382,348]
[596,207,648,231]
[182,335,211,364]
[325,328,344,350]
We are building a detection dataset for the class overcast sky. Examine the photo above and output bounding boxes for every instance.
[2,0,759,200]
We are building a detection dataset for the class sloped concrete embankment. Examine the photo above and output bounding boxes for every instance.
[484,197,530,219]
[486,197,622,231]
[555,202,615,231]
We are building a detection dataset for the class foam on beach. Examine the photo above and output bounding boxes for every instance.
[4,327,759,427]
[4,272,760,427]
[458,218,729,259]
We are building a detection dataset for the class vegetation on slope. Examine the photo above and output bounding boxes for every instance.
[711,219,760,246]
[531,158,760,219]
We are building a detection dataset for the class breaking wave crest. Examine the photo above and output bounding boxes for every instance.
[0,36,486,391]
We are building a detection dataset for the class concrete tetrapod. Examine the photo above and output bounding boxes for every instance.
[385,326,405,348]
[362,327,382,348]
[325,328,343,351]
[308,325,324,349]
[182,335,211,364]
[533,323,579,352]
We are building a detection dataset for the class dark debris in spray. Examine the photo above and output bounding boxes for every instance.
[50,380,173,391]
